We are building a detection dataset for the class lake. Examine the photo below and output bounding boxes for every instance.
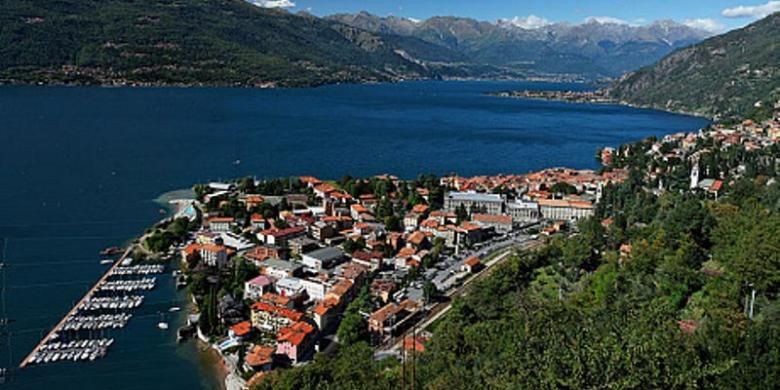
[0,80,709,389]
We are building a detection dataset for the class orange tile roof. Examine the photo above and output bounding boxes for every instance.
[407,231,427,246]
[312,297,339,316]
[259,293,291,307]
[396,247,417,258]
[251,302,303,322]
[182,243,203,255]
[230,321,252,337]
[208,217,235,223]
[277,321,316,346]
[412,204,429,214]
[472,213,512,224]
[245,344,275,367]
[464,256,481,267]
[201,243,227,253]
[299,176,322,185]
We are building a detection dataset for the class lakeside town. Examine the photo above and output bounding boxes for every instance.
[490,89,615,105]
[18,103,780,390]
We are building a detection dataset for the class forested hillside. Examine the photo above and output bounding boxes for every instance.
[610,12,780,118]
[253,125,780,389]
[0,0,430,87]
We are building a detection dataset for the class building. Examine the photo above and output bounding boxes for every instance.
[244,275,276,301]
[244,344,275,373]
[472,213,513,233]
[310,221,337,242]
[288,236,319,258]
[207,217,235,233]
[259,259,302,279]
[300,278,329,302]
[244,246,289,266]
[368,299,421,338]
[250,302,304,332]
[507,199,541,223]
[462,256,482,273]
[276,321,317,364]
[274,277,306,300]
[370,279,397,303]
[537,199,594,221]
[444,192,506,215]
[200,244,229,268]
[312,297,341,332]
[301,247,345,270]
[351,250,384,271]
[257,226,306,246]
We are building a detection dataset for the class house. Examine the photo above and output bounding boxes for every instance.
[288,237,320,257]
[250,214,269,230]
[350,204,371,220]
[276,321,317,364]
[229,321,253,341]
[257,226,306,246]
[352,250,384,271]
[180,243,202,265]
[244,344,275,373]
[244,275,276,301]
[301,247,345,270]
[259,259,302,279]
[312,297,341,332]
[243,195,265,210]
[370,279,397,303]
[245,246,289,266]
[472,213,513,233]
[250,302,304,332]
[208,217,235,233]
[310,221,337,242]
[338,262,369,285]
[325,279,354,303]
[299,277,329,302]
[462,256,482,273]
[403,213,422,231]
[275,277,306,299]
[406,231,429,249]
[368,299,421,337]
[200,244,229,268]
[257,292,294,309]
[299,176,323,188]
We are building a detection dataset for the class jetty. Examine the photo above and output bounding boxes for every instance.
[19,246,162,368]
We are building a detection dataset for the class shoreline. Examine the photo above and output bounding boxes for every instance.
[489,90,715,121]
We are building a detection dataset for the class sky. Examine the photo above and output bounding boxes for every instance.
[249,0,780,33]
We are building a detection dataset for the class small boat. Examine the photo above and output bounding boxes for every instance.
[159,208,167,215]
[233,159,241,166]
[158,322,169,330]
[100,259,114,265]
[168,306,181,312]
[100,247,122,256]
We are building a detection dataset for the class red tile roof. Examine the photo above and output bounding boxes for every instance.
[277,321,316,346]
[251,302,303,322]
[230,321,252,337]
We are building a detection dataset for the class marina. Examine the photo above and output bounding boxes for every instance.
[18,246,165,368]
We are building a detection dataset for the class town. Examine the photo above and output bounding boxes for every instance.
[18,105,780,390]
[166,165,630,388]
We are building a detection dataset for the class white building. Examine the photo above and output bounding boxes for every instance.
[444,192,506,215]
[538,199,594,221]
[301,247,345,271]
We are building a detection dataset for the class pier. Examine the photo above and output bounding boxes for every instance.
[19,246,161,368]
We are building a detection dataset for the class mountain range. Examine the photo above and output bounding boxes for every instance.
[0,1,712,87]
[609,12,780,119]
[327,12,711,78]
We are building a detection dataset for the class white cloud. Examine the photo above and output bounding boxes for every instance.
[584,16,632,25]
[248,0,295,8]
[682,18,726,33]
[501,15,552,29]
[722,1,780,18]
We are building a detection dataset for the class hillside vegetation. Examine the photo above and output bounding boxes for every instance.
[0,0,429,87]
[609,12,780,118]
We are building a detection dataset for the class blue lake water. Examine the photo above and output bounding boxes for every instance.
[0,80,709,389]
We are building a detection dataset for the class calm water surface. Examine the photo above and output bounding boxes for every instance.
[0,81,709,389]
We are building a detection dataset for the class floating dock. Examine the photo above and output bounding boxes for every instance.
[19,246,162,368]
